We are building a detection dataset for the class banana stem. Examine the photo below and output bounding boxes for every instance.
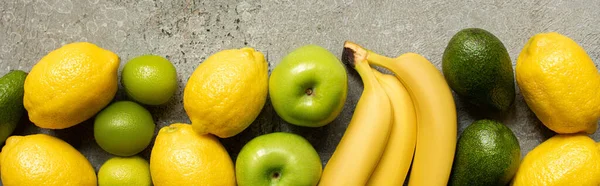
[342,41,368,68]
[344,41,379,92]
[365,52,398,69]
[353,61,377,91]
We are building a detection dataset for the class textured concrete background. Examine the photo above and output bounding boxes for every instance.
[1,0,599,177]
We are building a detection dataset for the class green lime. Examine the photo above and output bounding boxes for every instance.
[122,55,177,105]
[98,156,152,186]
[94,101,155,156]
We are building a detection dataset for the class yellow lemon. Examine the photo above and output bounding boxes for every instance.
[24,42,119,129]
[149,123,235,186]
[0,134,97,186]
[516,32,600,134]
[513,134,600,186]
[183,47,267,138]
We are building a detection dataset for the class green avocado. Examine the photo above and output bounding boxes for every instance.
[449,119,521,186]
[0,70,27,144]
[442,28,515,111]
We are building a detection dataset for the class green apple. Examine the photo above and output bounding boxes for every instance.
[236,132,322,186]
[269,45,348,127]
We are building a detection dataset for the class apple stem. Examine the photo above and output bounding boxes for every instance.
[305,88,313,96]
[272,172,280,179]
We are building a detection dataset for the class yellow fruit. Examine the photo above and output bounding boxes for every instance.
[513,134,600,186]
[356,41,457,186]
[368,69,416,186]
[24,42,119,129]
[0,134,97,186]
[184,48,267,138]
[516,32,600,134]
[319,44,392,186]
[150,123,235,186]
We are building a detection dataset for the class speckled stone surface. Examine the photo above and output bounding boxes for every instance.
[1,0,599,180]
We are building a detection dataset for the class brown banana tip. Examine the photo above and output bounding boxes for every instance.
[342,46,357,68]
[342,41,368,69]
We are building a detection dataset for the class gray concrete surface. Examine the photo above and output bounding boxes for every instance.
[1,0,599,181]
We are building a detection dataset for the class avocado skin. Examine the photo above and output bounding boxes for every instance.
[442,28,515,112]
[449,119,521,186]
[0,70,27,144]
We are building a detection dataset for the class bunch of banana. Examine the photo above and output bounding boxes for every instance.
[319,41,457,186]
[319,43,393,186]
[367,69,416,186]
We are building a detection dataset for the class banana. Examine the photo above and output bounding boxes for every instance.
[319,43,392,186]
[367,69,417,186]
[342,41,457,186]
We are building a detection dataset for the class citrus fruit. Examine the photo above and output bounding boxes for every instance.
[98,156,152,186]
[0,70,27,144]
[513,134,600,185]
[23,42,119,129]
[0,134,96,186]
[516,32,600,134]
[449,119,520,186]
[94,101,155,156]
[122,55,178,105]
[183,47,267,138]
[150,123,235,186]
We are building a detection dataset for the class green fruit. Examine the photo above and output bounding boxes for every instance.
[269,45,348,127]
[94,101,155,156]
[449,119,521,186]
[122,55,177,105]
[442,28,515,111]
[98,156,152,186]
[236,132,322,186]
[0,70,27,144]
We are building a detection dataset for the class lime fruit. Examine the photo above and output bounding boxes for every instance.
[122,55,177,105]
[98,156,152,186]
[94,101,155,156]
